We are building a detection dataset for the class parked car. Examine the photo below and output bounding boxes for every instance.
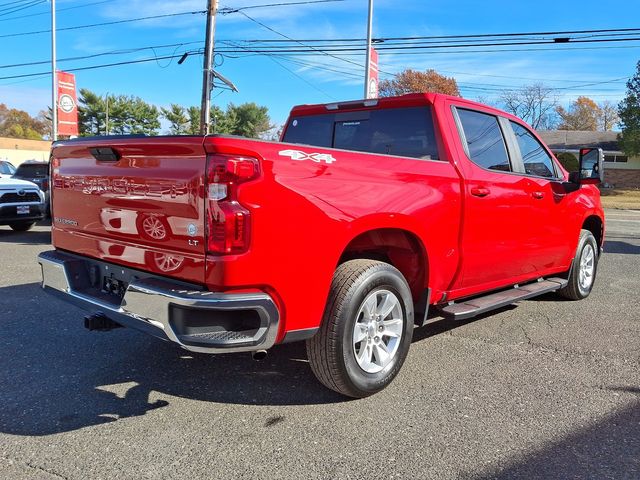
[38,93,605,397]
[0,176,46,231]
[0,160,16,178]
[13,160,50,214]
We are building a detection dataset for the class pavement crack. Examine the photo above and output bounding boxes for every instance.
[519,324,533,346]
[1,455,69,480]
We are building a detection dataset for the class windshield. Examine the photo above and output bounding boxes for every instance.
[15,163,48,177]
[0,162,16,175]
[283,106,440,160]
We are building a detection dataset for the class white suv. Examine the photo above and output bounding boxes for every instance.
[0,176,46,231]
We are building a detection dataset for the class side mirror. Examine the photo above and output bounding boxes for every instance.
[578,147,604,185]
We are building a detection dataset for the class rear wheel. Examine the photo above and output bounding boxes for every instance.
[558,229,599,300]
[306,260,414,398]
[9,222,35,232]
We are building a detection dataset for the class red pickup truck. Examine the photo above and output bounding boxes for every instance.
[39,93,605,397]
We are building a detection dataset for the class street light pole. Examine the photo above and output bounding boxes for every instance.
[105,93,109,135]
[364,0,374,99]
[200,0,219,135]
[51,0,57,141]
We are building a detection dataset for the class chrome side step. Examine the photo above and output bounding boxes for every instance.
[439,278,568,321]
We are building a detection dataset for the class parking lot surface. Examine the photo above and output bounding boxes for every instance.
[1,210,638,479]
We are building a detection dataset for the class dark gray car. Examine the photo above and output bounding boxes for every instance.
[13,161,49,214]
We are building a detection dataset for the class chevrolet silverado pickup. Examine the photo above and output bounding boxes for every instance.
[38,93,605,397]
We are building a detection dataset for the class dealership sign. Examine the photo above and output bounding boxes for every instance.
[367,46,379,99]
[57,71,79,136]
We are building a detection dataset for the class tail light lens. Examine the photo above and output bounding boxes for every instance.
[206,154,259,254]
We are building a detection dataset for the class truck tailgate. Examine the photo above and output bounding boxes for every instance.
[50,137,207,285]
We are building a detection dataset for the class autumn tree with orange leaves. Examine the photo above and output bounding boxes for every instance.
[556,96,601,131]
[379,69,461,97]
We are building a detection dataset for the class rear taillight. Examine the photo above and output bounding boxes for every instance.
[206,154,259,254]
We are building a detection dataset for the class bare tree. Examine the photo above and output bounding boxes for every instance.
[499,83,559,130]
[598,101,620,131]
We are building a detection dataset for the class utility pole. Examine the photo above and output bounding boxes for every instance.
[363,0,373,99]
[105,93,110,135]
[51,0,57,141]
[200,0,219,135]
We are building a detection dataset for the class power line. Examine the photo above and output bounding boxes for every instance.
[0,0,44,16]
[0,52,197,81]
[0,41,203,69]
[232,8,368,71]
[230,27,640,43]
[0,10,207,39]
[219,0,344,14]
[0,48,629,98]
[0,0,111,23]
[201,35,640,54]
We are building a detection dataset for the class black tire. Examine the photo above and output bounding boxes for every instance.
[306,259,414,398]
[9,222,35,232]
[558,229,599,300]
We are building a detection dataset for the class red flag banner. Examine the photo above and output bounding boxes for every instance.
[367,47,379,99]
[57,71,79,136]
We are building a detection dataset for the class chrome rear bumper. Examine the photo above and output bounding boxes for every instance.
[38,250,280,354]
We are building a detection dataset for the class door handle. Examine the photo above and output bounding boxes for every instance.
[470,187,490,197]
[532,191,544,199]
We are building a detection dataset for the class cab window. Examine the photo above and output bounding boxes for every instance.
[510,122,557,178]
[457,109,511,172]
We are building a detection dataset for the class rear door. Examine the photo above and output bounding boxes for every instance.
[51,136,208,284]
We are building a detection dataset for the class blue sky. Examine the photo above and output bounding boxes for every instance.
[1,0,639,129]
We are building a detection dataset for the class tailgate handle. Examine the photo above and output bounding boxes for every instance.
[90,147,121,162]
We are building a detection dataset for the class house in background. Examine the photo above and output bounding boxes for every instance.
[538,130,640,188]
[0,137,51,168]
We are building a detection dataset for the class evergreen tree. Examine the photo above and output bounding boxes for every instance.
[618,61,640,156]
[78,89,160,136]
[162,104,190,135]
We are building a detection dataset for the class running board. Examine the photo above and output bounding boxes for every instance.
[439,278,568,321]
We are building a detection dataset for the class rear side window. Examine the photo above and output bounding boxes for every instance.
[457,109,511,172]
[283,107,440,160]
[510,122,557,178]
[282,115,333,149]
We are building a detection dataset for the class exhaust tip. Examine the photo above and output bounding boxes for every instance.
[251,350,268,361]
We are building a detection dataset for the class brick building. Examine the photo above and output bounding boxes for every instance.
[538,130,640,188]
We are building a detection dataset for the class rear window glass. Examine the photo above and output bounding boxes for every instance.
[283,107,440,160]
[16,164,48,177]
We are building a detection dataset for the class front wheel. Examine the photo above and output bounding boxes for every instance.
[9,222,35,232]
[306,260,414,398]
[558,229,599,300]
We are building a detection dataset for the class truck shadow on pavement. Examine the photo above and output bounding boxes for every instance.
[604,240,640,255]
[0,282,493,436]
[0,285,345,437]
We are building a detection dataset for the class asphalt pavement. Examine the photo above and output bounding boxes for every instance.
[0,210,638,479]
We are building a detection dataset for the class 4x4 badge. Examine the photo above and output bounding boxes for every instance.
[279,149,336,164]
